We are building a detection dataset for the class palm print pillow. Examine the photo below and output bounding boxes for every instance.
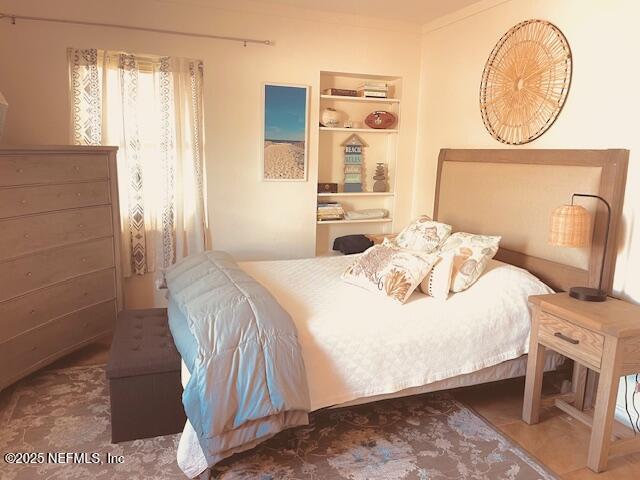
[342,243,438,304]
[440,232,501,292]
[394,215,452,253]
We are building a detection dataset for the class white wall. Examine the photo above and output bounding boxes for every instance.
[414,0,640,426]
[414,0,640,303]
[0,0,422,306]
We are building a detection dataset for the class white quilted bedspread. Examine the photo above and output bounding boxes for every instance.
[239,255,553,411]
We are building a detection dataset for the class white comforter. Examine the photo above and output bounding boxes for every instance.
[177,255,553,476]
[240,255,553,410]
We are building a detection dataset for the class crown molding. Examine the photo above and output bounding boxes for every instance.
[422,0,513,34]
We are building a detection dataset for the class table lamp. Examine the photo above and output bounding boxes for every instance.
[549,193,611,302]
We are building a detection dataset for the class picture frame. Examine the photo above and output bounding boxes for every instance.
[261,82,310,181]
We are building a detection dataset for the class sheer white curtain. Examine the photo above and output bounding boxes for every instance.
[68,48,206,278]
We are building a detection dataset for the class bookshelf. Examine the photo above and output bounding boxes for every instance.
[320,94,400,104]
[320,127,399,133]
[317,218,393,225]
[317,192,395,198]
[315,71,401,255]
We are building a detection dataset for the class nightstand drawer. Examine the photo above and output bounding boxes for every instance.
[538,310,604,370]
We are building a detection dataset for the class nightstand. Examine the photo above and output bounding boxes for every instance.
[523,293,640,472]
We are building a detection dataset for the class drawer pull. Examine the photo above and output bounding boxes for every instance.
[554,332,579,345]
[25,271,32,277]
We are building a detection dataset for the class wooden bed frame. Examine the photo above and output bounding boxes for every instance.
[432,148,629,411]
[332,148,630,409]
[177,148,631,477]
[433,149,629,295]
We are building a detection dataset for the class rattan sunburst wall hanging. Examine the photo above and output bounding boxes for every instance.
[480,19,572,145]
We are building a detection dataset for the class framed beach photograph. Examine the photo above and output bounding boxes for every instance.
[261,83,309,181]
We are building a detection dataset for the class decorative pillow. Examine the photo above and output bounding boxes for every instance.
[394,215,452,253]
[342,243,438,304]
[419,251,455,299]
[440,232,501,292]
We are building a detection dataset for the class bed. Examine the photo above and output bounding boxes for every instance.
[173,256,561,410]
[170,148,628,477]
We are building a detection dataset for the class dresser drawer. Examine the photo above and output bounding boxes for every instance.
[0,181,111,219]
[0,269,116,344]
[0,153,108,186]
[0,237,115,302]
[538,310,604,369]
[0,301,116,390]
[0,206,113,260]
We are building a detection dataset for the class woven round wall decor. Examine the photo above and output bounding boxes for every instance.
[480,19,572,145]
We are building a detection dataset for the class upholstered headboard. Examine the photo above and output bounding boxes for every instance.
[434,149,628,293]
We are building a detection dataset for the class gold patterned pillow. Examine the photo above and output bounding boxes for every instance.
[440,232,501,292]
[342,244,438,304]
[394,215,452,253]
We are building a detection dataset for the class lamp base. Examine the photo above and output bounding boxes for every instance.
[569,286,607,302]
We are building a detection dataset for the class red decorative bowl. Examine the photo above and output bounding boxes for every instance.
[365,111,397,129]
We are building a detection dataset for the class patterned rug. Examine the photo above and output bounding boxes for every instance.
[0,365,557,480]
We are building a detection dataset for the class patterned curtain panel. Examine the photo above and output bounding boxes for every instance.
[68,48,206,277]
[67,49,102,146]
[117,53,148,275]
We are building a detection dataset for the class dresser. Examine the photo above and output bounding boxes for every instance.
[0,146,123,391]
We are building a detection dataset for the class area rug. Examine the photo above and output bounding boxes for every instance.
[0,365,557,479]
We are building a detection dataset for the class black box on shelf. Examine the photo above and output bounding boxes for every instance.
[317,182,338,193]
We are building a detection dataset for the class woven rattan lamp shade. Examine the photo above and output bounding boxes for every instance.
[549,204,591,247]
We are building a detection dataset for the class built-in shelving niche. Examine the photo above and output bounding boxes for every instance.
[315,71,401,255]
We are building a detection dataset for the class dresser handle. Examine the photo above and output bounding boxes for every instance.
[554,332,579,345]
[25,271,32,277]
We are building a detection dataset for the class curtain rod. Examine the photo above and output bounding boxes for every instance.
[0,12,273,47]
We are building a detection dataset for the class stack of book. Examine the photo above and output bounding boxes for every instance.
[358,82,388,98]
[317,202,345,221]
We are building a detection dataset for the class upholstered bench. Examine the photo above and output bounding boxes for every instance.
[106,308,186,443]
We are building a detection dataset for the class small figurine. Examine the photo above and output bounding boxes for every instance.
[373,163,388,192]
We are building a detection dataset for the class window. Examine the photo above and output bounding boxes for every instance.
[68,48,205,276]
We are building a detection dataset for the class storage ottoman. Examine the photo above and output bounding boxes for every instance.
[106,308,186,443]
